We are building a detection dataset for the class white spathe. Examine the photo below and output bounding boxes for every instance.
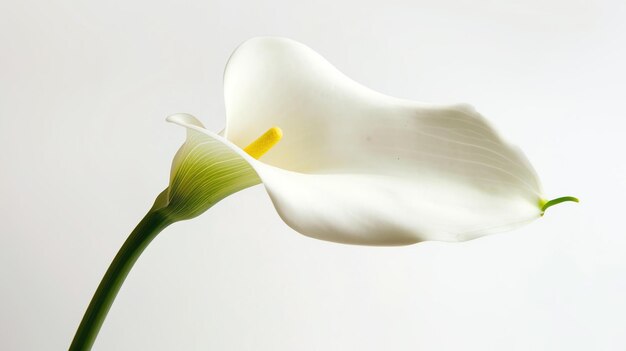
[167,37,543,246]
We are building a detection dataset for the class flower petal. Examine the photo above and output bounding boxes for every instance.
[255,164,540,245]
[167,113,541,245]
[220,37,543,244]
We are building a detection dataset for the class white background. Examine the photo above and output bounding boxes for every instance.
[1,0,625,350]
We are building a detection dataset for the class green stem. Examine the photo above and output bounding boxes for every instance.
[69,209,173,351]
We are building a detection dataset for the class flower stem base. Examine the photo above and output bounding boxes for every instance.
[69,207,173,351]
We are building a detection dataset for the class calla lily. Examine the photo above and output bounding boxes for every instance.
[161,37,575,246]
[70,37,577,350]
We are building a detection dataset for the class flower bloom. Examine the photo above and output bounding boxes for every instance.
[159,37,573,246]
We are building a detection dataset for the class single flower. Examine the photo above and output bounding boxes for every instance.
[158,37,576,246]
[70,37,578,351]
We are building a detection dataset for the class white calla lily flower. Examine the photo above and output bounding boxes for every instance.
[161,37,574,246]
[71,37,578,350]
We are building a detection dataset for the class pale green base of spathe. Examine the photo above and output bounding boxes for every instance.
[157,127,261,222]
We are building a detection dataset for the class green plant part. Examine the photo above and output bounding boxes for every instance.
[540,196,580,215]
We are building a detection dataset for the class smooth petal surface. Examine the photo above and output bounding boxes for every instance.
[218,37,544,245]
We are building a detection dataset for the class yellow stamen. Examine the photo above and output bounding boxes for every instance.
[243,126,283,159]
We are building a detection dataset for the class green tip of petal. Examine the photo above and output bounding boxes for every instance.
[540,196,579,215]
